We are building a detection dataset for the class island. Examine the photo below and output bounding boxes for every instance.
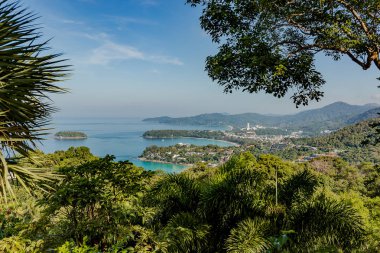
[54,131,87,140]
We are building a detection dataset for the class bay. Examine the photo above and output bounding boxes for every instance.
[37,117,233,173]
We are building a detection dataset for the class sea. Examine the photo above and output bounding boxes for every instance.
[37,117,234,173]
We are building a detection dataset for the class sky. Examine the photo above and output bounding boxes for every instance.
[22,0,380,118]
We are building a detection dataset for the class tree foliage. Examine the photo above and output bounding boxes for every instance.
[187,0,380,106]
[0,148,377,252]
[0,0,69,201]
[38,155,154,250]
[145,153,368,252]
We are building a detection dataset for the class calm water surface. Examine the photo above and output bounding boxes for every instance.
[38,117,233,173]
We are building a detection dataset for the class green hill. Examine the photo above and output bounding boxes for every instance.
[144,102,378,135]
[291,118,380,163]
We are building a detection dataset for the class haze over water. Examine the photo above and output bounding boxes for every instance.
[38,117,233,173]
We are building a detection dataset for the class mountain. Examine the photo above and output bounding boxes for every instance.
[347,107,380,124]
[143,102,379,135]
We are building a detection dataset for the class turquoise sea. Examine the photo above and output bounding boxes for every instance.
[38,117,233,173]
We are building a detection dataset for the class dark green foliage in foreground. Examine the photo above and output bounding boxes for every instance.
[36,155,154,250]
[145,153,369,252]
[1,148,379,252]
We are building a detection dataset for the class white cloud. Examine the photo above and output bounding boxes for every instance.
[88,41,184,66]
[106,15,157,26]
[60,19,85,25]
[88,42,144,64]
[81,32,110,41]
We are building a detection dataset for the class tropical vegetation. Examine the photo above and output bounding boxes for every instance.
[0,148,379,252]
[0,0,68,201]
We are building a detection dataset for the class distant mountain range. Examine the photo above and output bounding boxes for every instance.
[143,102,380,135]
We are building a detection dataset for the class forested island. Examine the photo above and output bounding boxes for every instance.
[55,131,87,140]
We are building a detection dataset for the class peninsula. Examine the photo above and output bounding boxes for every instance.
[139,119,380,166]
[54,131,87,140]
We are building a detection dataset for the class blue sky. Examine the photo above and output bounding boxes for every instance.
[23,0,380,117]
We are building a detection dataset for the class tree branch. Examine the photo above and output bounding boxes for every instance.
[337,0,371,37]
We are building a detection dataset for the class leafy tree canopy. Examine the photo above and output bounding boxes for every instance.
[187,0,380,106]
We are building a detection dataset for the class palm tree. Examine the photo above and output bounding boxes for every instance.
[225,218,271,253]
[0,0,69,202]
[147,154,367,252]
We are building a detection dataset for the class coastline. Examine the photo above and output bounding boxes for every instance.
[143,136,240,147]
[54,136,87,140]
[138,157,192,167]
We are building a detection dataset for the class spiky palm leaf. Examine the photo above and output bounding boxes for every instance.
[146,173,201,225]
[225,218,271,253]
[159,212,211,253]
[200,166,267,228]
[287,194,365,251]
[279,169,319,209]
[198,166,270,252]
[0,0,69,202]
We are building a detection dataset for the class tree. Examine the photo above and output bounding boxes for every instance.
[0,0,69,201]
[187,0,380,106]
[146,153,366,252]
[38,156,154,250]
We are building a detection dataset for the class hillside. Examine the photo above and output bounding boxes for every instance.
[347,107,380,124]
[290,118,380,163]
[144,102,379,135]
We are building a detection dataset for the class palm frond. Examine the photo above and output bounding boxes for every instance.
[287,194,366,251]
[279,169,319,208]
[225,218,272,253]
[146,173,201,225]
[159,212,210,253]
[0,0,69,202]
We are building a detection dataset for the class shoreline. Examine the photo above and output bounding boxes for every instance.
[138,157,192,167]
[143,136,240,147]
[54,137,87,140]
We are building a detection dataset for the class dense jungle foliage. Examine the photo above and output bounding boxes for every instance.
[0,147,379,252]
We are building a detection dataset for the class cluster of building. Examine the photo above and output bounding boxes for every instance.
[296,152,339,162]
[225,122,304,143]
